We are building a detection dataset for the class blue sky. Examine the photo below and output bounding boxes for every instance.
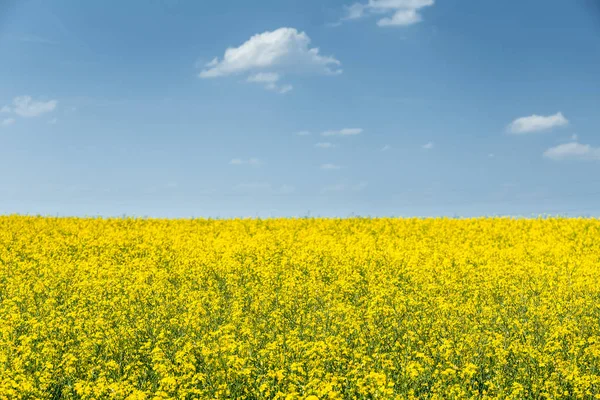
[1,0,600,218]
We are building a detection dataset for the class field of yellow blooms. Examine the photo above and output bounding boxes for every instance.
[1,216,600,399]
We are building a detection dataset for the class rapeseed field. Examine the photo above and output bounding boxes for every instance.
[1,216,599,399]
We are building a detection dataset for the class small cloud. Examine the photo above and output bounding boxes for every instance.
[422,141,434,150]
[230,158,262,166]
[322,181,368,193]
[1,118,15,126]
[337,0,434,27]
[322,128,363,136]
[247,72,293,94]
[507,112,568,134]
[315,142,335,149]
[48,118,58,125]
[2,96,58,118]
[248,158,261,165]
[321,163,342,170]
[199,27,341,93]
[571,134,578,141]
[296,130,311,136]
[247,72,280,83]
[378,8,422,26]
[543,141,600,161]
[381,144,391,151]
[488,153,495,158]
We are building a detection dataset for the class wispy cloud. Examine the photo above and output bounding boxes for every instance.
[1,118,15,127]
[48,118,58,125]
[322,128,363,136]
[321,163,342,170]
[338,0,435,27]
[315,142,335,149]
[422,141,434,150]
[229,158,262,166]
[16,34,58,45]
[507,112,568,134]
[247,72,293,94]
[544,141,600,161]
[296,130,311,136]
[381,144,391,151]
[199,27,341,93]
[2,96,58,118]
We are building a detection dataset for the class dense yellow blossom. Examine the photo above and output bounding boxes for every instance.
[1,216,600,399]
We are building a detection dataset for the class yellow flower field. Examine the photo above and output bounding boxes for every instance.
[1,216,600,399]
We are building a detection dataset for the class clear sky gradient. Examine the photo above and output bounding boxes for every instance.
[1,0,600,218]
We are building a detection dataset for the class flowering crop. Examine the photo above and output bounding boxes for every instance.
[1,216,600,399]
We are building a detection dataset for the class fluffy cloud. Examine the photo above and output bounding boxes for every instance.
[322,128,363,136]
[543,142,600,161]
[341,0,434,27]
[1,118,15,126]
[422,141,434,149]
[229,158,262,166]
[315,142,335,149]
[2,96,58,117]
[508,112,568,134]
[199,28,341,93]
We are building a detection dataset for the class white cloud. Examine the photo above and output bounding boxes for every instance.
[2,96,58,118]
[322,128,363,136]
[381,144,391,151]
[508,112,568,134]
[247,72,280,83]
[341,0,434,27]
[378,8,421,26]
[199,28,341,92]
[230,158,262,166]
[322,181,368,193]
[1,118,15,126]
[422,141,434,149]
[543,142,600,161]
[247,72,293,94]
[296,130,311,136]
[321,163,342,170]
[48,117,58,125]
[571,134,578,141]
[315,142,335,149]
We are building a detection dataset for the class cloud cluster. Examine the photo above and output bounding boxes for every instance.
[342,0,435,27]
[200,28,341,93]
